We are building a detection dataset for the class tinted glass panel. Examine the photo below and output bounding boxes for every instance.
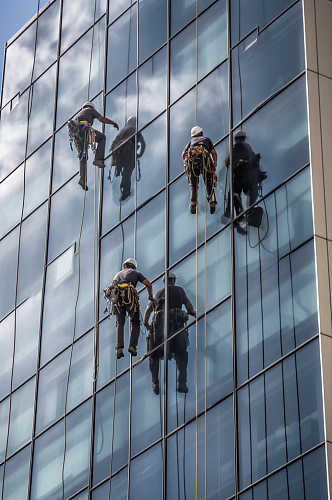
[0,166,23,239]
[7,378,35,457]
[170,22,196,104]
[138,48,166,130]
[91,467,128,499]
[0,228,19,321]
[0,398,10,462]
[139,0,167,63]
[303,446,328,500]
[23,139,51,219]
[109,0,132,23]
[129,443,162,500]
[33,0,60,80]
[2,445,30,500]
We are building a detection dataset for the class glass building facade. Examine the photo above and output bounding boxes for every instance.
[1,0,331,499]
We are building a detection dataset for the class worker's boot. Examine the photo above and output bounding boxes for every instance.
[209,191,217,214]
[190,183,197,214]
[128,346,137,356]
[152,383,160,395]
[93,159,106,168]
[78,177,88,191]
[116,347,124,359]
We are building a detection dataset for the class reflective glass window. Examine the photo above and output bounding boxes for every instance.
[138,0,167,63]
[303,446,328,500]
[109,0,133,23]
[171,0,216,36]
[17,203,47,305]
[52,124,82,192]
[138,48,166,130]
[131,354,163,457]
[231,0,294,46]
[105,72,137,156]
[61,0,106,54]
[57,19,105,128]
[93,373,130,485]
[27,64,56,156]
[265,364,286,473]
[0,228,19,321]
[107,5,137,92]
[24,139,51,218]
[197,0,227,80]
[2,22,36,105]
[2,445,30,500]
[0,92,29,181]
[7,378,35,457]
[232,2,305,126]
[136,191,166,280]
[253,482,267,500]
[92,467,128,499]
[136,114,166,208]
[287,458,304,500]
[30,400,92,500]
[0,166,23,239]
[283,356,301,461]
[99,216,135,318]
[0,312,14,401]
[12,294,41,390]
[0,397,10,462]
[170,21,196,104]
[129,443,162,500]
[33,1,60,80]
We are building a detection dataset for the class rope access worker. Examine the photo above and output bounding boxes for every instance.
[143,272,196,395]
[110,117,146,201]
[182,126,218,214]
[112,258,153,359]
[224,130,266,234]
[75,102,119,190]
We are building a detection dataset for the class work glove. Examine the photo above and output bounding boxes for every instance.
[113,122,119,131]
[188,311,196,317]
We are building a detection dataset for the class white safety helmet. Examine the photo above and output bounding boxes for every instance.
[162,272,177,282]
[123,258,137,269]
[82,102,95,110]
[127,116,136,127]
[191,126,203,137]
[234,129,246,140]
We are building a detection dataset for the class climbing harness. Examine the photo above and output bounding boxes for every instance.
[103,281,139,318]
[67,119,97,162]
[183,146,217,207]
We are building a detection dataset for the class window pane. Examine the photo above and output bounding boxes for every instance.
[0,228,19,321]
[57,20,105,128]
[303,446,328,500]
[138,48,166,129]
[136,114,166,207]
[238,386,251,490]
[232,3,305,125]
[0,166,23,239]
[136,191,166,280]
[107,6,137,92]
[287,460,304,500]
[283,356,301,461]
[91,467,128,500]
[109,0,132,23]
[33,0,60,80]
[0,92,29,181]
[198,0,227,80]
[2,22,36,105]
[27,64,56,156]
[61,0,106,54]
[7,378,35,457]
[0,397,10,462]
[129,443,162,500]
[17,203,47,305]
[52,124,80,192]
[250,376,266,483]
[265,364,286,473]
[138,0,167,63]
[253,481,267,500]
[170,22,196,104]
[0,313,14,401]
[24,139,51,219]
[2,445,30,500]
[170,0,196,36]
[12,294,41,390]
[230,0,294,46]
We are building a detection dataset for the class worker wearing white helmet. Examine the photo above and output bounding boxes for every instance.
[112,258,153,359]
[182,126,218,214]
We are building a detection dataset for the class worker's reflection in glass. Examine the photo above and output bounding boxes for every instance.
[143,273,196,395]
[109,117,146,202]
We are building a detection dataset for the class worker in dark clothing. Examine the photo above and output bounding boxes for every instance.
[110,117,146,201]
[113,258,153,359]
[182,126,218,214]
[75,102,119,191]
[224,130,266,234]
[143,272,196,395]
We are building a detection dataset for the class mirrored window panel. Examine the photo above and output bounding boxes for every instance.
[92,467,128,500]
[2,445,30,500]
[33,0,60,81]
[167,397,234,500]
[237,339,324,490]
[136,191,166,280]
[197,0,227,80]
[57,19,105,128]
[30,400,92,500]
[138,0,167,63]
[170,0,217,37]
[107,5,137,92]
[167,300,232,432]
[170,21,196,104]
[61,0,106,54]
[7,377,35,458]
[131,354,164,457]
[24,139,51,219]
[0,313,14,401]
[2,22,36,106]
[136,114,166,208]
[12,293,41,390]
[17,203,47,305]
[0,398,10,462]
[231,0,294,47]
[0,166,23,239]
[232,2,305,126]
[99,215,135,319]
[109,0,133,23]
[0,228,19,321]
[0,92,29,181]
[105,73,137,156]
[138,47,166,130]
[129,443,162,500]
[93,373,130,485]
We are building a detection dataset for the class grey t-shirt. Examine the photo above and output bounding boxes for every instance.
[113,269,146,287]
[76,107,101,125]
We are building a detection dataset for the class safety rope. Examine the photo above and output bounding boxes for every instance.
[107,357,118,500]
[195,1,199,497]
[1,1,40,498]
